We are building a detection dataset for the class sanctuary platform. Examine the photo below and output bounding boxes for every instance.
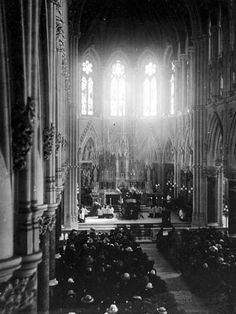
[61,211,190,242]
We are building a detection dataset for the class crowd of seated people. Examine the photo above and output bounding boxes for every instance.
[156,227,236,312]
[53,227,168,313]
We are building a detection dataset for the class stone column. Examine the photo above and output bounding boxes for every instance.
[49,204,58,284]
[211,26,218,96]
[0,5,22,275]
[38,230,50,314]
[38,211,56,314]
[0,157,22,283]
[228,173,236,234]
[116,156,119,187]
[63,25,79,225]
[192,38,200,225]
[125,154,129,180]
[192,36,208,227]
[187,47,194,110]
[173,148,179,198]
[179,54,187,113]
[207,168,218,226]
[199,36,208,226]
[174,60,181,113]
[217,165,224,227]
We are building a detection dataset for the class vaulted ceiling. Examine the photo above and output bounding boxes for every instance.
[68,0,225,56]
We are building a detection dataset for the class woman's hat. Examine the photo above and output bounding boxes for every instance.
[67,278,74,283]
[125,246,133,252]
[122,272,130,280]
[81,294,94,304]
[157,307,167,314]
[105,304,118,314]
[132,295,142,300]
[145,282,153,289]
[55,253,62,259]
[67,290,76,296]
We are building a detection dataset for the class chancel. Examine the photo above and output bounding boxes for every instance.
[1,0,236,313]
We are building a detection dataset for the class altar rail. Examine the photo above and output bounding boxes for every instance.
[60,220,191,243]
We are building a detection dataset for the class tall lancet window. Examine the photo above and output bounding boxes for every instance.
[170,62,175,115]
[143,62,157,116]
[81,60,93,115]
[208,18,212,61]
[111,60,126,116]
[218,6,223,57]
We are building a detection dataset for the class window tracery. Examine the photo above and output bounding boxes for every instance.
[81,60,94,115]
[111,60,126,116]
[143,61,157,116]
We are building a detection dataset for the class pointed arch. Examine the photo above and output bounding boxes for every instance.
[207,112,223,165]
[82,137,96,162]
[80,47,100,116]
[105,50,129,117]
[137,49,158,117]
[79,121,100,164]
[137,48,158,68]
[138,133,159,164]
[163,44,174,66]
[82,46,101,68]
[163,138,174,164]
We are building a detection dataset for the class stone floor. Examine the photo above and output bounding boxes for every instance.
[141,243,210,314]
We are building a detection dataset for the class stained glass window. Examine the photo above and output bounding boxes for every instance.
[111,60,126,116]
[143,62,157,116]
[170,62,175,115]
[81,60,93,115]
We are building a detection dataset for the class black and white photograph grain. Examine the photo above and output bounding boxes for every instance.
[0,0,235,313]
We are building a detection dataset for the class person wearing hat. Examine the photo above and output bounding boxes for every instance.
[65,289,77,308]
[80,294,94,306]
[156,307,167,314]
[142,282,154,298]
[105,303,119,314]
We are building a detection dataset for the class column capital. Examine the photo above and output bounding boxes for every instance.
[38,207,57,236]
[43,123,55,161]
[12,97,36,171]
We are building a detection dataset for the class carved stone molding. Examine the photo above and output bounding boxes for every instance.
[49,0,61,7]
[56,189,63,204]
[55,132,62,156]
[0,272,37,313]
[0,256,22,284]
[43,123,55,160]
[12,97,36,171]
[56,14,65,53]
[61,136,68,151]
[38,214,56,236]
